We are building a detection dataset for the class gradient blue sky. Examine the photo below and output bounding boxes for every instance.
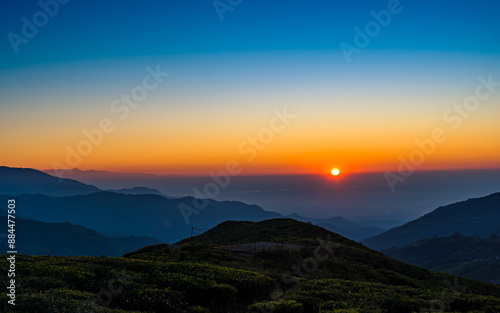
[1,0,500,66]
[1,0,499,174]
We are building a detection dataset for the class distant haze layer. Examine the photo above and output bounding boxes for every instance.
[47,169,500,223]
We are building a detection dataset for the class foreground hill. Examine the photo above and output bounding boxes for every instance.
[3,219,499,312]
[175,218,364,249]
[0,166,101,196]
[363,192,500,250]
[383,233,500,283]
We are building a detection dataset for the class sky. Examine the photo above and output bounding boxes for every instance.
[1,0,499,175]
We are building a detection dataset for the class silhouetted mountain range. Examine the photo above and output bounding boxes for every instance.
[0,211,160,256]
[42,167,500,225]
[2,165,500,290]
[108,186,174,198]
[0,192,285,243]
[0,166,100,196]
[0,166,383,244]
[363,192,500,250]
[285,213,383,240]
[43,167,160,182]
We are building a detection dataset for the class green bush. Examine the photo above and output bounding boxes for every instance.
[249,300,303,313]
[187,306,211,313]
[15,289,95,313]
[112,287,185,312]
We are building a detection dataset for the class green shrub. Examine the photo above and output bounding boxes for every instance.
[15,289,95,313]
[188,306,211,313]
[249,300,303,313]
[112,287,185,312]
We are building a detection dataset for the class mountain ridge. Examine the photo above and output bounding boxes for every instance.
[108,186,174,198]
[0,212,160,256]
[0,166,101,196]
[1,166,384,242]
[363,192,500,250]
[382,233,500,283]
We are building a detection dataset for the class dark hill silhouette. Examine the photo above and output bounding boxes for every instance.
[0,192,282,243]
[0,214,160,256]
[43,167,159,182]
[0,166,101,196]
[126,219,500,305]
[363,192,500,250]
[0,165,384,242]
[176,218,364,249]
[0,190,382,244]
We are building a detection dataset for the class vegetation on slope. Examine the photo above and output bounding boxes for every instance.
[1,219,499,312]
[175,218,364,248]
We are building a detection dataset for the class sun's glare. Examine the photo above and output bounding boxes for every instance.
[331,168,340,176]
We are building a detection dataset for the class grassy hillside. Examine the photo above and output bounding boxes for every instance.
[2,219,499,312]
[176,218,363,248]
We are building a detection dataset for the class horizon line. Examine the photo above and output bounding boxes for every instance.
[3,165,500,178]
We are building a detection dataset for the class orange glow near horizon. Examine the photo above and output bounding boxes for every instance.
[2,126,500,176]
[2,69,500,176]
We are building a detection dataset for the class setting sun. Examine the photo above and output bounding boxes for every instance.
[331,168,340,176]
